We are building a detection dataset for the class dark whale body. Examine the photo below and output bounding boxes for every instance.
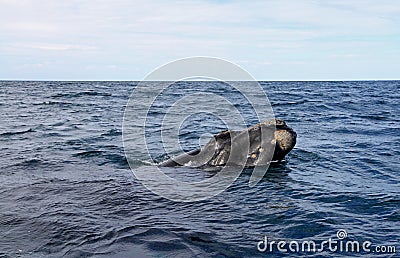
[160,118,297,168]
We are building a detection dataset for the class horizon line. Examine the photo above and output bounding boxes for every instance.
[1,78,399,82]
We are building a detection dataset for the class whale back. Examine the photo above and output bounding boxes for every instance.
[159,118,296,167]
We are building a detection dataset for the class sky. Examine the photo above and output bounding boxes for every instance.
[0,0,399,81]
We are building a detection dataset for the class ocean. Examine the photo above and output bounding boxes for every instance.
[0,81,399,257]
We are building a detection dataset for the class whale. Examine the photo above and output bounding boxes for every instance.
[159,118,296,168]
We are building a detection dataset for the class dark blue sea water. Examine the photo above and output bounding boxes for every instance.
[0,81,399,257]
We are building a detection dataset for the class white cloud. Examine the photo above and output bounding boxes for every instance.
[7,43,97,51]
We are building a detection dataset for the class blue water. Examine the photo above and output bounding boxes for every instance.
[0,81,399,257]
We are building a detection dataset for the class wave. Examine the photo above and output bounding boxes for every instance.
[0,128,34,136]
[32,101,74,106]
[73,150,104,157]
[51,91,112,98]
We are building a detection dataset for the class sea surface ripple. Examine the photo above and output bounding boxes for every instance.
[0,81,399,257]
